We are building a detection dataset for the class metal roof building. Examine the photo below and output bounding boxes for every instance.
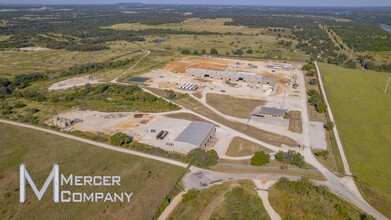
[253,107,286,118]
[175,121,216,148]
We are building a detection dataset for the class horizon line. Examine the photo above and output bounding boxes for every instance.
[0,3,391,8]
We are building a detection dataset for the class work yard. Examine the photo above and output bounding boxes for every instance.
[0,122,185,219]
[319,62,391,217]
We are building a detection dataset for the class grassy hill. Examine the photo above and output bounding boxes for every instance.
[318,62,391,217]
[269,178,373,219]
[169,180,270,220]
[0,122,185,219]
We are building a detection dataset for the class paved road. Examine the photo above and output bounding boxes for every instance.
[314,61,351,175]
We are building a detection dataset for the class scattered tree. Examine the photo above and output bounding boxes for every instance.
[186,148,219,168]
[110,132,131,146]
[251,151,270,166]
[308,78,317,85]
[181,49,190,54]
[210,48,218,55]
[325,121,334,131]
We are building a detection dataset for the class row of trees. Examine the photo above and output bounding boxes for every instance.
[308,89,327,113]
[0,73,47,97]
[180,48,218,55]
[275,150,305,168]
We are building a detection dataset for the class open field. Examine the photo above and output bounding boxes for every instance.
[0,29,309,78]
[0,35,12,41]
[106,18,268,35]
[124,34,309,62]
[169,180,270,220]
[356,51,391,64]
[225,136,272,157]
[319,62,391,217]
[269,178,374,219]
[0,43,144,77]
[287,110,303,133]
[206,93,266,119]
[0,122,185,219]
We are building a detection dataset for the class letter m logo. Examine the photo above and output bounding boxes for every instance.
[20,164,59,203]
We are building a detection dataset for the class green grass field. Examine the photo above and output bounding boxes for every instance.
[106,18,267,35]
[225,137,272,157]
[0,43,143,77]
[318,62,391,217]
[0,122,185,219]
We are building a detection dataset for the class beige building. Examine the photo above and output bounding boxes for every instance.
[186,68,277,91]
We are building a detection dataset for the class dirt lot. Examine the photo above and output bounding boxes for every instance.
[57,109,155,135]
[49,75,104,91]
[141,56,302,100]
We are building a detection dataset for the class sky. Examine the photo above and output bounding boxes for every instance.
[1,0,391,7]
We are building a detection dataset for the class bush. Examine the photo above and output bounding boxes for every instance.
[308,78,318,85]
[316,102,327,113]
[186,148,219,168]
[14,102,26,108]
[210,48,218,55]
[166,90,176,99]
[181,49,190,54]
[325,121,334,131]
[302,63,313,70]
[182,189,200,202]
[110,132,131,146]
[306,70,316,77]
[251,151,270,166]
[315,150,329,159]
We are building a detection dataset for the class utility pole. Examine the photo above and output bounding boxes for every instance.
[350,46,354,59]
[362,57,367,71]
[384,75,391,94]
[282,90,286,109]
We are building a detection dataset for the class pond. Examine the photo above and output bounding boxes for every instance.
[379,23,391,33]
[155,40,166,44]
[129,77,149,82]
